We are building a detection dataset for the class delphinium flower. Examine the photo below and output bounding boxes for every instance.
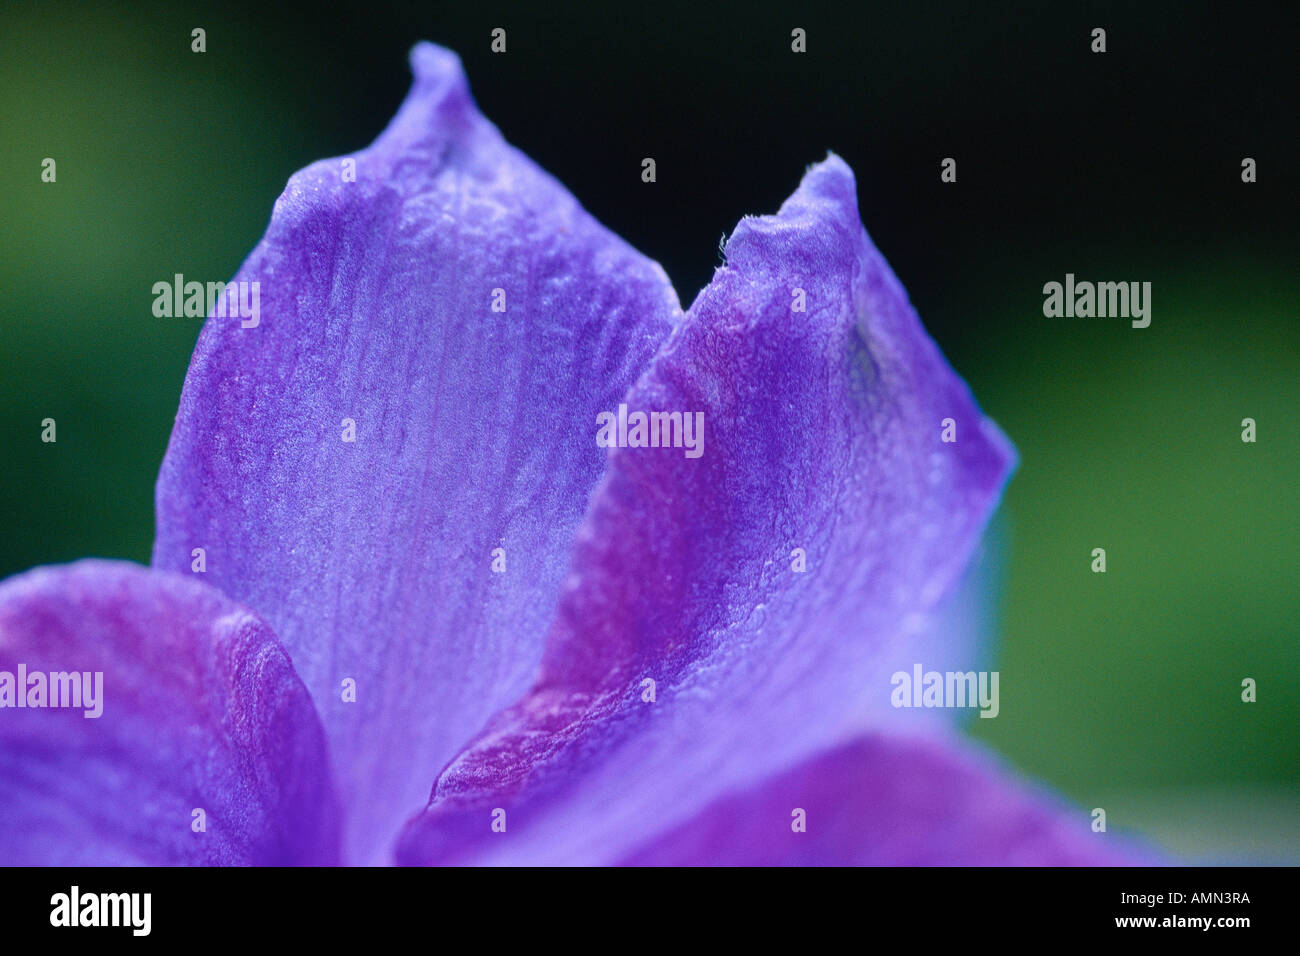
[0,43,1154,866]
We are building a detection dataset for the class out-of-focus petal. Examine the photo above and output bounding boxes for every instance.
[152,43,680,861]
[0,560,339,865]
[397,156,1021,865]
[617,733,1157,865]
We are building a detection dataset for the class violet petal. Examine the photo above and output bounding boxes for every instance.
[0,560,339,865]
[153,43,680,862]
[616,734,1157,865]
[396,157,1034,865]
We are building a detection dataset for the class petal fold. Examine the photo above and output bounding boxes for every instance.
[153,43,680,861]
[0,561,338,865]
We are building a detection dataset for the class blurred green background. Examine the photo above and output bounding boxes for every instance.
[2,1,1295,861]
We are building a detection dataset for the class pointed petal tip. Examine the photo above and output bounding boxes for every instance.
[795,152,859,207]
[722,154,862,273]
[409,41,463,79]
[407,42,472,105]
[359,42,482,166]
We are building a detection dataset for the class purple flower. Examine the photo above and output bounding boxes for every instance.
[0,43,1154,866]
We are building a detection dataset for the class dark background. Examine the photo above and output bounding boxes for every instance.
[2,1,1297,860]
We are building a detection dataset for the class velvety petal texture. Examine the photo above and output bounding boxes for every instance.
[397,157,1031,865]
[153,45,681,861]
[617,734,1154,866]
[0,561,338,865]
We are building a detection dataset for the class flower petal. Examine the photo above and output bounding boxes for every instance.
[152,43,680,861]
[0,560,338,865]
[397,156,1022,865]
[616,733,1157,865]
